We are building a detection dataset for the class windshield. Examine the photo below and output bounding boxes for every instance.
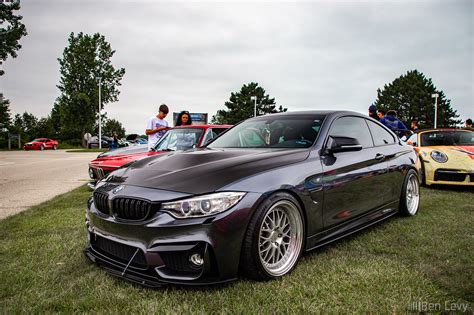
[154,128,205,151]
[421,131,474,146]
[32,139,46,142]
[208,115,325,149]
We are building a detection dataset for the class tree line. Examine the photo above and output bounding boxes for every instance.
[0,97,126,147]
[0,2,463,149]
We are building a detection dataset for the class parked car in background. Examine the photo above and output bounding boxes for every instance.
[23,138,58,150]
[88,125,231,183]
[85,111,420,287]
[406,129,474,186]
[87,136,112,149]
[125,134,148,145]
[118,138,130,147]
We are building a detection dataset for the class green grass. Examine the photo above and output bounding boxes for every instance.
[0,186,472,313]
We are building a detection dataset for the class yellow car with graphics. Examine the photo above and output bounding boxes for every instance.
[406,129,474,186]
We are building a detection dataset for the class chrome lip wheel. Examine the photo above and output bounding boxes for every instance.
[406,174,420,215]
[258,200,303,277]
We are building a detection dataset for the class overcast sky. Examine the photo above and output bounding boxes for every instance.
[2,0,473,134]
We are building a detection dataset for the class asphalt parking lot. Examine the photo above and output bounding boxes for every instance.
[0,150,98,219]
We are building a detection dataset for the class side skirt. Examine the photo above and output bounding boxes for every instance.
[304,201,399,252]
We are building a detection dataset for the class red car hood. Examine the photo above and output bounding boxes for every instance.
[90,151,165,168]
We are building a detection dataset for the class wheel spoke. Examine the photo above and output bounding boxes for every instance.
[276,247,283,261]
[278,210,284,227]
[260,243,271,253]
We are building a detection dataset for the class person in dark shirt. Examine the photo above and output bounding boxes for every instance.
[377,109,386,120]
[465,118,473,130]
[368,105,378,120]
[175,111,193,126]
[380,110,408,137]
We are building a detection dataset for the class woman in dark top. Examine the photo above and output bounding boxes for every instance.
[175,111,193,126]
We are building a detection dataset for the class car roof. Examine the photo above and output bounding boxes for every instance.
[248,110,369,122]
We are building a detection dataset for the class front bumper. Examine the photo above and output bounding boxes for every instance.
[424,162,474,186]
[23,145,40,150]
[85,188,262,286]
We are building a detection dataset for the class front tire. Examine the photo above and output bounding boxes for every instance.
[40,145,45,151]
[240,192,304,280]
[53,144,57,150]
[399,169,420,216]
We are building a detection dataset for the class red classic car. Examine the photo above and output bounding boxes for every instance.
[88,124,231,182]
[23,138,59,150]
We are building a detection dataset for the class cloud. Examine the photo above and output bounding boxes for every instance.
[2,0,472,134]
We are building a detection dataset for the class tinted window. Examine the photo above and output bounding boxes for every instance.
[209,116,325,149]
[421,131,474,146]
[366,120,396,146]
[212,128,227,137]
[328,117,373,148]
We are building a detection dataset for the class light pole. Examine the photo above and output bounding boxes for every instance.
[250,96,257,117]
[96,76,102,149]
[432,93,439,129]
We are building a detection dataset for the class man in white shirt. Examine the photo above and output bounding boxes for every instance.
[145,104,170,150]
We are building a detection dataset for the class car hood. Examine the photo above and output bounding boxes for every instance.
[97,144,149,158]
[108,148,310,194]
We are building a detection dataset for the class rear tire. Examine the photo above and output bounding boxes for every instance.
[399,169,420,216]
[240,192,304,280]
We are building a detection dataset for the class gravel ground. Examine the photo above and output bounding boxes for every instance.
[0,150,98,219]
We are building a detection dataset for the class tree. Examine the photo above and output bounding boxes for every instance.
[374,70,460,129]
[50,102,61,135]
[0,93,12,128]
[0,94,11,147]
[56,32,125,146]
[101,118,126,138]
[0,1,28,76]
[12,111,38,142]
[35,116,57,139]
[211,82,287,125]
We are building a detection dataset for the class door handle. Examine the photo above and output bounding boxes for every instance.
[375,153,385,161]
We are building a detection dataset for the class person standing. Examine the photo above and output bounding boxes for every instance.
[380,110,408,137]
[411,119,419,132]
[146,104,170,150]
[377,109,386,120]
[465,118,473,130]
[368,105,378,120]
[111,132,119,150]
[175,111,193,126]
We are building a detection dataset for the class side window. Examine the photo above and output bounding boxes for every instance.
[366,120,396,146]
[328,116,373,148]
[212,128,227,137]
[201,129,213,145]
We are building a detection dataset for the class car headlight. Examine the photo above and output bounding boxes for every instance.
[430,150,448,163]
[161,192,246,218]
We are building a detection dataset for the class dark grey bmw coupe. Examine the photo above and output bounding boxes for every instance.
[85,111,421,287]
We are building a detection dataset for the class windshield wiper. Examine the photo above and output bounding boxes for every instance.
[162,148,175,151]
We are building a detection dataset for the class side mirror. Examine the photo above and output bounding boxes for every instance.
[326,136,362,154]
